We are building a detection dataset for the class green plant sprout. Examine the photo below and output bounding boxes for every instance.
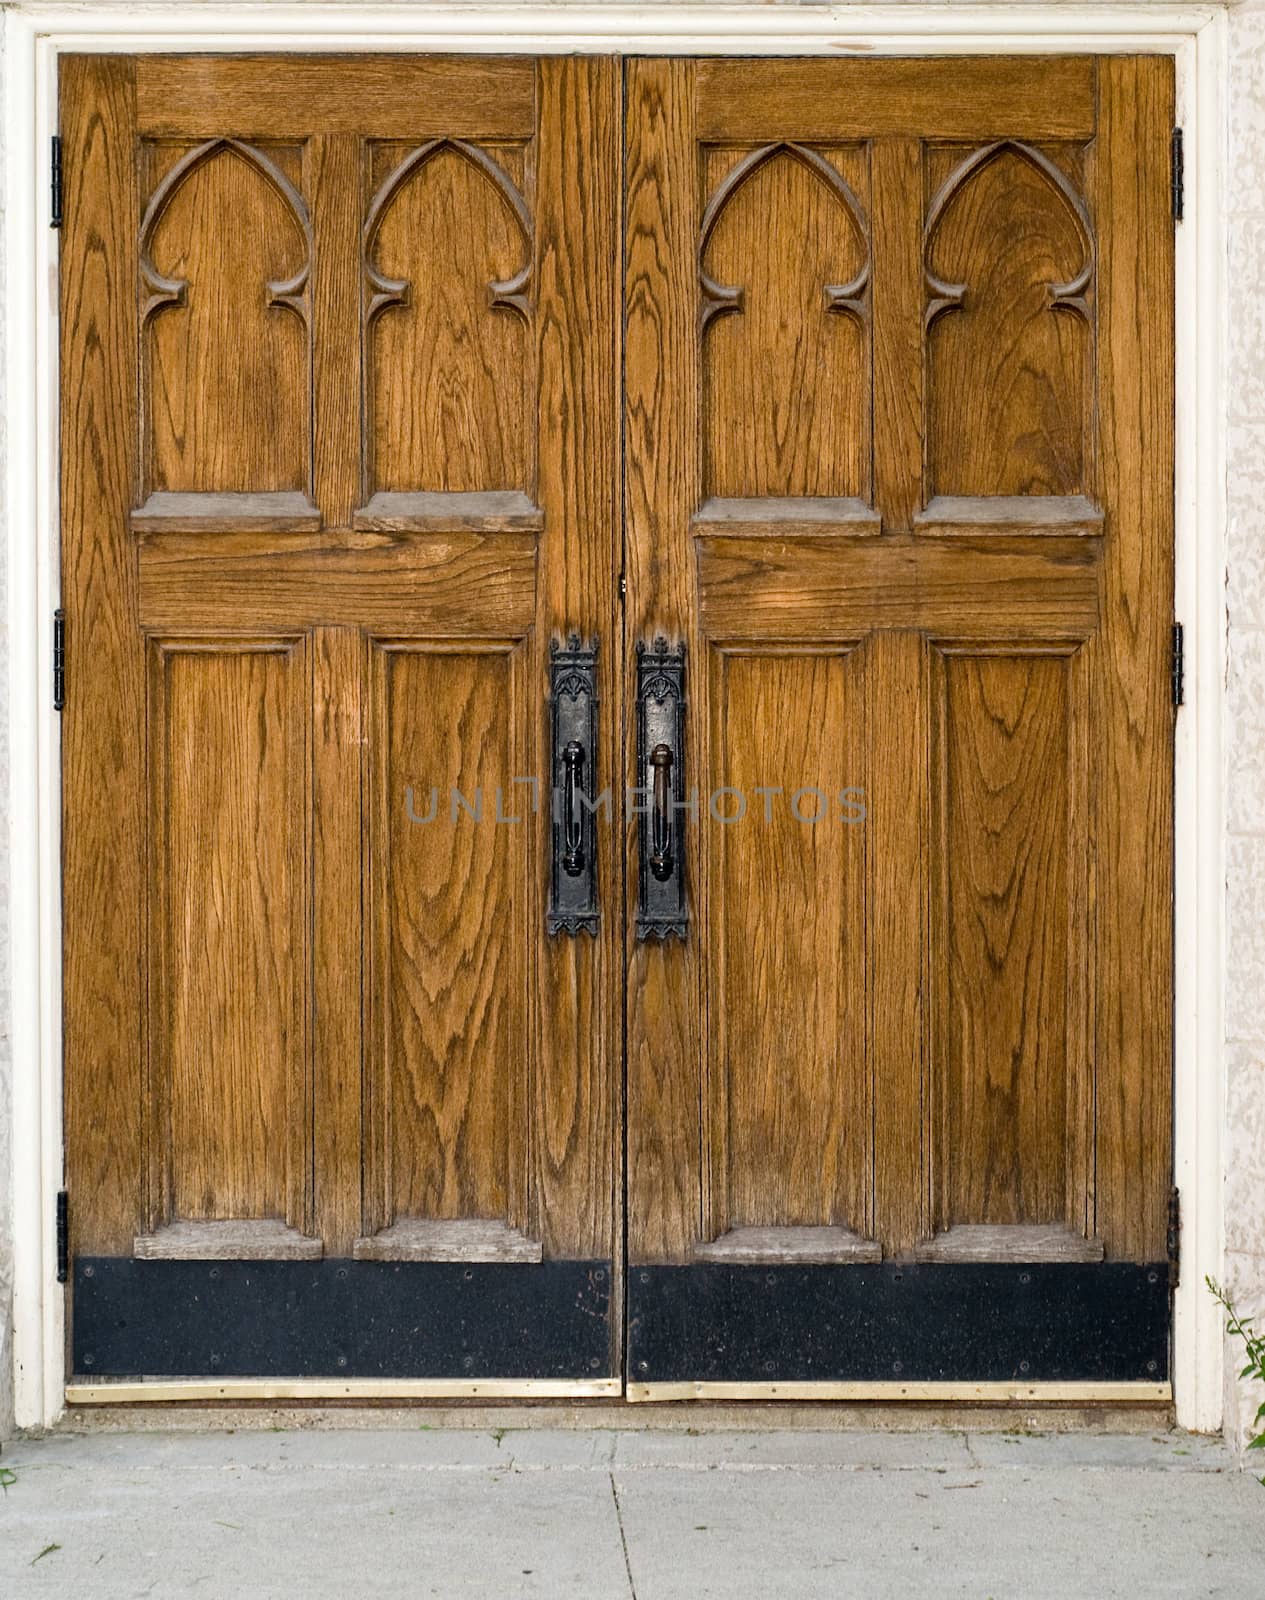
[1208,1277,1265,1464]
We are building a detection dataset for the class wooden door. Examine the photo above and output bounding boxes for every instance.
[623,56,1176,1393]
[61,55,622,1386]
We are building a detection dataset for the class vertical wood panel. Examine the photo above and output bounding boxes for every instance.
[871,138,924,532]
[1094,57,1175,1261]
[365,642,526,1232]
[147,640,310,1229]
[311,627,364,1253]
[868,630,929,1254]
[534,57,621,1260]
[309,134,363,526]
[933,648,1072,1229]
[709,649,868,1236]
[61,56,143,1254]
[624,58,702,1262]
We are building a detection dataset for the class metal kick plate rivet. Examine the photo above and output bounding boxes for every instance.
[209,1268,220,1281]
[589,1358,601,1370]
[1019,1360,1031,1374]
[638,1361,649,1373]
[892,1361,903,1375]
[82,1264,95,1279]
[82,1354,94,1367]
[337,1268,348,1281]
[640,1272,651,1285]
[1148,1271,1159,1285]
[1147,1360,1158,1373]
[462,1356,474,1371]
[1019,1272,1031,1286]
[337,1356,347,1369]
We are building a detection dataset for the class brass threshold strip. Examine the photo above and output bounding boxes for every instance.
[626,1381,1173,1404]
[66,1378,623,1405]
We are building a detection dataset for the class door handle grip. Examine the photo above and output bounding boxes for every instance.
[561,740,586,876]
[649,743,673,882]
[636,638,687,941]
[548,636,599,937]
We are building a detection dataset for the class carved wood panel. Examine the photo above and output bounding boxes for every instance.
[924,142,1095,505]
[363,139,534,502]
[143,636,311,1236]
[362,639,534,1242]
[699,143,871,504]
[139,140,313,503]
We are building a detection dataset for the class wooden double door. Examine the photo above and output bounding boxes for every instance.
[62,53,1174,1394]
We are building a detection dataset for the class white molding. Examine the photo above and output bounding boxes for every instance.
[3,1,1227,1434]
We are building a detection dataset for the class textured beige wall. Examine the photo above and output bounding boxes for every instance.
[0,2,1261,1451]
[1223,0,1265,1460]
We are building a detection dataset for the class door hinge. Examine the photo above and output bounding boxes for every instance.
[50,135,63,229]
[1171,127,1184,222]
[53,608,66,712]
[56,1190,69,1284]
[1171,622,1185,708]
[1167,1185,1181,1288]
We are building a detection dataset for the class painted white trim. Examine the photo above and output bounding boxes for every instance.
[3,2,1227,1434]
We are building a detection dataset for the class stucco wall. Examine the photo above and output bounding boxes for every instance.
[1224,0,1265,1458]
[0,1,1262,1451]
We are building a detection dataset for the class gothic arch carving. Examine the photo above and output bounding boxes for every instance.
[363,140,533,325]
[699,143,870,333]
[923,141,1093,328]
[139,139,312,327]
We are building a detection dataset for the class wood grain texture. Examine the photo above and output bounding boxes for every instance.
[701,143,870,500]
[532,57,622,1263]
[61,56,144,1254]
[694,1226,881,1265]
[134,1220,323,1260]
[309,132,362,527]
[137,55,537,140]
[352,1218,543,1263]
[1093,57,1175,1261]
[871,139,925,534]
[138,532,539,634]
[141,138,311,498]
[697,535,1102,642]
[624,58,703,1264]
[365,139,533,496]
[930,647,1078,1231]
[866,631,929,1255]
[706,648,868,1240]
[926,143,1092,500]
[145,638,310,1230]
[311,627,365,1254]
[364,641,529,1235]
[914,1223,1103,1264]
[695,57,1097,142]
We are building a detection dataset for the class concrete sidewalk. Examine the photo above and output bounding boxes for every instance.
[0,1427,1261,1598]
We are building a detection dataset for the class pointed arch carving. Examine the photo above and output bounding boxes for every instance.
[924,141,1093,328]
[138,139,313,499]
[922,141,1096,502]
[139,139,312,328]
[699,143,870,334]
[363,140,533,326]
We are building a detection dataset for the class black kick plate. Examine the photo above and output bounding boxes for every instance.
[627,1263,1169,1384]
[74,1258,612,1380]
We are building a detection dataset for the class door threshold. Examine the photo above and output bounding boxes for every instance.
[65,1378,622,1405]
[626,1381,1173,1404]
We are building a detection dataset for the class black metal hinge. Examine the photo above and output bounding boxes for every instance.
[1171,621,1185,708]
[56,1190,69,1284]
[1171,127,1184,222]
[1167,1185,1181,1289]
[53,608,66,711]
[50,135,63,229]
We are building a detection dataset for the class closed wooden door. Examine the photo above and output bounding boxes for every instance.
[61,54,622,1385]
[623,56,1175,1393]
[62,52,1175,1397]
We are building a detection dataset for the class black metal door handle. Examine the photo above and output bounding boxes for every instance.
[636,638,687,940]
[649,743,673,882]
[547,637,599,937]
[561,740,586,876]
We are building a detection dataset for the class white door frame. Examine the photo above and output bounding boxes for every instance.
[5,1,1228,1432]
